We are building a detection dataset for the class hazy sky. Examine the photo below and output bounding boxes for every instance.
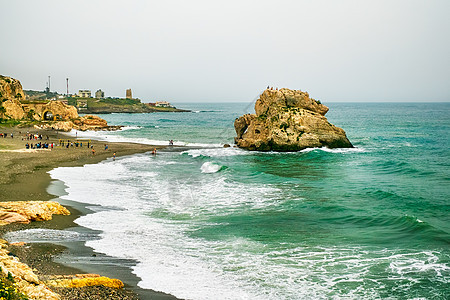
[1,0,449,102]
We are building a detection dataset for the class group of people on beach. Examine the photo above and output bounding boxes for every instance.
[19,132,98,152]
[25,142,53,149]
[0,133,13,138]
[60,139,85,148]
[22,133,48,141]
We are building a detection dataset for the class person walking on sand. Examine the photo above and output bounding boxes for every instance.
[113,152,116,161]
[92,147,96,156]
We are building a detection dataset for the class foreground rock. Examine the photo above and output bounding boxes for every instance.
[0,239,60,299]
[0,240,128,300]
[45,274,124,289]
[234,88,353,151]
[0,201,70,226]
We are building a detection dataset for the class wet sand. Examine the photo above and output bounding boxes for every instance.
[0,127,178,299]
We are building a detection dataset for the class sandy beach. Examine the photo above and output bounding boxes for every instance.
[0,126,177,299]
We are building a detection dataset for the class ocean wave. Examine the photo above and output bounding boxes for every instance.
[327,212,445,243]
[200,162,223,173]
[158,118,180,123]
[182,148,250,158]
[191,110,223,113]
[65,129,223,147]
[373,159,423,176]
[81,216,450,300]
[299,147,366,154]
[119,126,141,131]
[47,144,449,300]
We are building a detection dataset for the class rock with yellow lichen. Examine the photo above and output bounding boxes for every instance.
[45,274,124,289]
[0,238,126,299]
[0,201,70,225]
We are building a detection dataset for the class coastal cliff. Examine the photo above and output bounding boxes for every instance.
[234,88,353,151]
[0,75,113,131]
[0,75,27,120]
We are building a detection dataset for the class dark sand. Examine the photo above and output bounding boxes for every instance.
[0,127,179,299]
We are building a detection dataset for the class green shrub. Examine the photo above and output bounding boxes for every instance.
[0,276,28,299]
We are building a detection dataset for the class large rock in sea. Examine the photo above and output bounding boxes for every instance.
[234,88,353,151]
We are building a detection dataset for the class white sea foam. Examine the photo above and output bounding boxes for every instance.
[120,126,141,131]
[51,155,279,299]
[200,162,222,173]
[183,147,367,158]
[299,146,366,154]
[66,129,223,147]
[388,251,450,277]
[48,151,448,300]
[4,229,82,243]
[182,147,250,158]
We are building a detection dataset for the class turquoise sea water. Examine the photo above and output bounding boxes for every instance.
[26,103,450,299]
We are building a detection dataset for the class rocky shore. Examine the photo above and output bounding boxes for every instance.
[0,126,172,299]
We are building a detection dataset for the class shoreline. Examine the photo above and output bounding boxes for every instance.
[0,126,179,299]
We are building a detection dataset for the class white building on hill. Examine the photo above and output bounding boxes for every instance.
[155,101,172,107]
[78,90,91,98]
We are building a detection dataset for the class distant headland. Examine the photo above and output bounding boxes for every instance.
[0,75,189,131]
[25,87,190,114]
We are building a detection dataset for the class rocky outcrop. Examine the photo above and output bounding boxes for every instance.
[234,88,353,151]
[38,117,121,132]
[1,75,27,119]
[0,239,60,299]
[22,101,79,121]
[0,75,25,101]
[0,201,70,226]
[1,75,113,131]
[2,98,26,119]
[0,241,125,299]
[73,115,107,129]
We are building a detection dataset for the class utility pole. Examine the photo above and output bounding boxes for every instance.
[66,78,69,96]
[48,75,51,92]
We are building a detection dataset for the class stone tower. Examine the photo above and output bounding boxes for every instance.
[95,89,105,99]
[126,88,132,99]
